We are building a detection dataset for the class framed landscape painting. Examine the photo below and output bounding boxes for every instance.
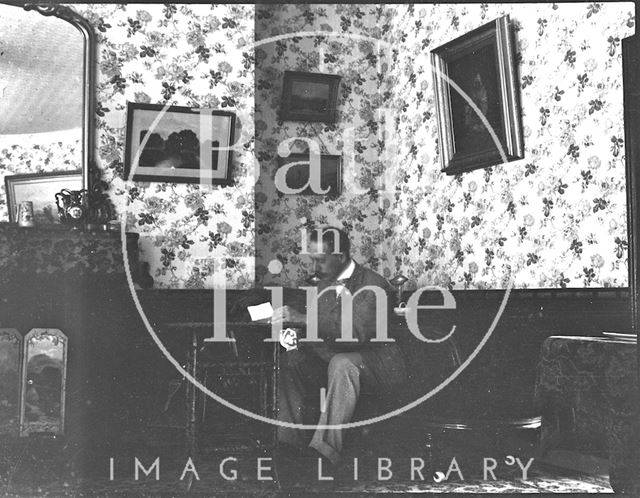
[280,71,341,123]
[431,15,524,174]
[4,170,82,224]
[124,103,236,186]
[276,153,342,196]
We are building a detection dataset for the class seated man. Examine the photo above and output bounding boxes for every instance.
[272,226,407,466]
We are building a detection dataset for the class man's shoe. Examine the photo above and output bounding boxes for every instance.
[300,447,345,483]
[276,448,322,486]
[277,442,306,459]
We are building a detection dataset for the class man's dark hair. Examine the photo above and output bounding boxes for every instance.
[310,226,350,256]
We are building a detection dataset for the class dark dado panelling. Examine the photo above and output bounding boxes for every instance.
[2,281,629,453]
[410,288,632,421]
[138,287,632,423]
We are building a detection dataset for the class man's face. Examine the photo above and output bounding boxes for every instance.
[308,241,348,282]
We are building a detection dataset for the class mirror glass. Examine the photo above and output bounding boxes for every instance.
[0,3,85,220]
[20,328,67,436]
[0,328,21,435]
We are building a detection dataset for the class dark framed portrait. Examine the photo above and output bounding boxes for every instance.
[276,153,342,196]
[280,71,342,123]
[431,15,524,175]
[124,102,236,185]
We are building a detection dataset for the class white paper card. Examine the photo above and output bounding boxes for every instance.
[247,302,274,321]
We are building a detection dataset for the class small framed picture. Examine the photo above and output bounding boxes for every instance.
[4,170,83,224]
[276,153,342,196]
[431,15,524,174]
[280,71,342,123]
[124,103,236,185]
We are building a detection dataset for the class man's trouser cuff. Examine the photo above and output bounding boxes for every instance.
[309,439,340,465]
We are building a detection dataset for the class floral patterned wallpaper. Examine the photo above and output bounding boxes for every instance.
[75,3,256,289]
[386,3,634,289]
[255,3,635,290]
[254,4,397,287]
[2,4,635,290]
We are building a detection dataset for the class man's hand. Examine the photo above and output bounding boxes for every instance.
[279,327,298,351]
[271,305,306,324]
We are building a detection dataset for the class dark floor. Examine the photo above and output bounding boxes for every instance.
[0,425,613,495]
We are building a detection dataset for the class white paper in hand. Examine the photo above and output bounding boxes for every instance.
[247,302,273,322]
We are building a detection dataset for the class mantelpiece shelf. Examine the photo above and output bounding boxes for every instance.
[0,221,139,281]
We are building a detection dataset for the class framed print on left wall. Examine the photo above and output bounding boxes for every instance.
[431,15,524,175]
[4,170,83,224]
[124,103,236,186]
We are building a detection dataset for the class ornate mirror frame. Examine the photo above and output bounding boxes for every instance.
[19,328,68,437]
[623,33,640,335]
[0,328,22,436]
[23,3,96,196]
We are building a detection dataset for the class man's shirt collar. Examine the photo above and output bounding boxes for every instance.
[335,259,355,283]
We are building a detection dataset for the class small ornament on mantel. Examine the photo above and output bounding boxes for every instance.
[85,166,115,231]
[16,201,35,227]
[55,189,88,230]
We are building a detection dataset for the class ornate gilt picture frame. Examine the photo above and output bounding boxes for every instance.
[431,15,524,175]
